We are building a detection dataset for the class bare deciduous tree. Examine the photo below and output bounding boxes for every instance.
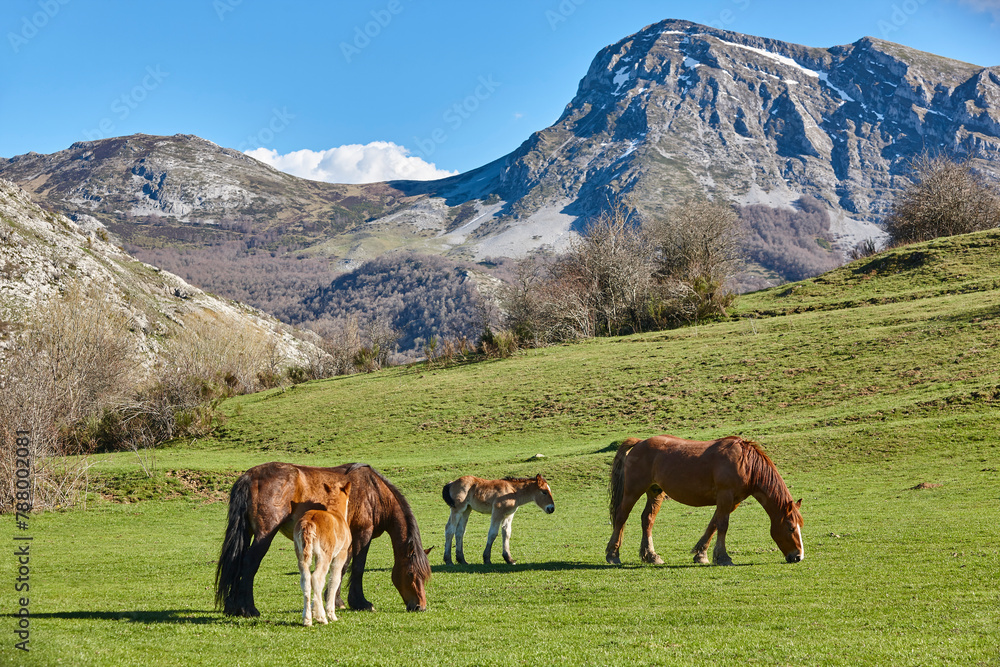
[885,154,1000,246]
[562,203,654,336]
[643,198,744,321]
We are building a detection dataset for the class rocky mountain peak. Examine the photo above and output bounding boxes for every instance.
[1,20,997,304]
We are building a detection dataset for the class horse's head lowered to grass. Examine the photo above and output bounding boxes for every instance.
[771,498,804,563]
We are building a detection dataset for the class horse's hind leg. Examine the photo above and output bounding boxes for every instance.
[691,516,717,564]
[455,506,472,565]
[298,549,313,626]
[325,546,350,622]
[311,551,331,625]
[444,508,459,565]
[639,489,667,565]
[236,531,276,617]
[606,485,646,565]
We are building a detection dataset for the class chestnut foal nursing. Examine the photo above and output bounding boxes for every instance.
[294,481,352,626]
[442,474,555,565]
[606,435,804,566]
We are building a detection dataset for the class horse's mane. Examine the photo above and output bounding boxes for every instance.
[739,439,795,509]
[349,463,431,579]
[502,475,540,483]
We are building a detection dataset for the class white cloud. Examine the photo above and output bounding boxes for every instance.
[246,141,457,184]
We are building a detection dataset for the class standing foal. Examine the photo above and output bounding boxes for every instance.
[442,474,555,565]
[294,481,352,626]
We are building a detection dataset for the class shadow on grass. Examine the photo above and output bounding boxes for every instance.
[18,610,220,624]
[21,609,336,627]
[429,559,725,573]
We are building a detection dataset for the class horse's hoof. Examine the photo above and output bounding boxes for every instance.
[303,620,312,627]
[606,554,621,565]
[227,606,260,618]
[694,555,710,565]
[714,559,734,567]
[642,554,664,565]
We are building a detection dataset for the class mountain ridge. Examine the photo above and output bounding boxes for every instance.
[2,19,997,316]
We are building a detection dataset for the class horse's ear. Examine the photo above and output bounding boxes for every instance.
[535,474,543,483]
[424,546,434,555]
[343,481,353,496]
[795,498,802,508]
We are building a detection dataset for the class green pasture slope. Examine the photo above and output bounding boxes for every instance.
[10,231,1000,666]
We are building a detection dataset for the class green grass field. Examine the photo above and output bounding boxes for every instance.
[8,231,1000,666]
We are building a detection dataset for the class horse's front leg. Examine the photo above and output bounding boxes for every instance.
[444,508,458,565]
[500,512,517,565]
[710,492,736,566]
[483,507,505,565]
[639,489,666,565]
[335,526,374,611]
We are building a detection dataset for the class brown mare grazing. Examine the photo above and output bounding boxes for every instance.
[294,481,352,626]
[442,474,555,565]
[606,435,804,566]
[215,462,431,617]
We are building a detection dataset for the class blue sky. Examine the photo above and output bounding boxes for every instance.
[2,0,998,182]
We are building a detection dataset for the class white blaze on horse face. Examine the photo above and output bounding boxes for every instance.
[539,484,555,514]
[795,525,804,560]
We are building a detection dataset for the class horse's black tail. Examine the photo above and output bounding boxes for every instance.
[442,482,455,507]
[609,438,642,524]
[215,473,253,613]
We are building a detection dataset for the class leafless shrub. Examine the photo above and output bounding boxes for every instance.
[645,198,744,286]
[643,198,744,322]
[365,315,400,368]
[848,238,880,261]
[884,154,1000,246]
[162,311,277,396]
[0,286,141,511]
[306,316,362,376]
[498,255,591,346]
[478,328,519,358]
[496,199,745,344]
[562,203,655,336]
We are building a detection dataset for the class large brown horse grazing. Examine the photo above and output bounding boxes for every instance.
[606,435,804,566]
[215,462,431,617]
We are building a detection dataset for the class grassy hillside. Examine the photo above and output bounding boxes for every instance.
[14,231,1000,666]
